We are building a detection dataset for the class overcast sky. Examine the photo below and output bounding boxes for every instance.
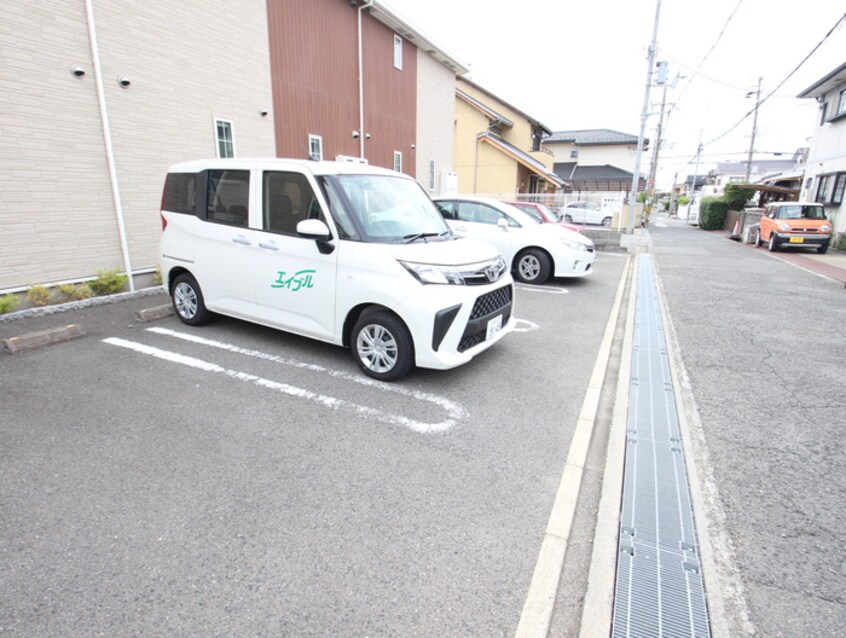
[383,0,846,188]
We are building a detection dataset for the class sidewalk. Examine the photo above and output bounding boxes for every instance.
[744,242,846,285]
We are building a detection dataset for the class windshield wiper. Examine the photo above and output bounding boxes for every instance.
[402,231,449,244]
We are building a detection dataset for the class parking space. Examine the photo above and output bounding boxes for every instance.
[1,255,627,636]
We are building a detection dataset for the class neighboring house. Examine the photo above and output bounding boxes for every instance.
[707,159,800,192]
[797,61,846,244]
[0,0,465,293]
[544,129,648,193]
[453,77,563,197]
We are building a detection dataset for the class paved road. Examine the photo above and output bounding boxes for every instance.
[0,254,627,637]
[648,214,846,637]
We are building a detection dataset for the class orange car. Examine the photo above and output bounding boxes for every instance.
[755,202,832,254]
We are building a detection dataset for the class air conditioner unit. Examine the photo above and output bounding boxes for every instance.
[335,155,369,164]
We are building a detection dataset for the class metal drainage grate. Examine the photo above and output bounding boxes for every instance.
[612,254,711,638]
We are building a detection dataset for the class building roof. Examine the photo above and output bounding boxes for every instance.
[715,159,798,175]
[797,61,846,99]
[481,133,564,187]
[553,162,644,192]
[367,1,469,75]
[544,129,647,147]
[457,77,553,136]
[456,89,514,129]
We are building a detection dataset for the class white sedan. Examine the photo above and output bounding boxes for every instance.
[559,201,616,227]
[433,196,596,284]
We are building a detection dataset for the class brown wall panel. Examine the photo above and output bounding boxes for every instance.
[267,0,417,174]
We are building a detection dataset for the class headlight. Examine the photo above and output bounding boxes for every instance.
[777,223,790,232]
[820,224,831,232]
[400,261,465,285]
[560,237,591,252]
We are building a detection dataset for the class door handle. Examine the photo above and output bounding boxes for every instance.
[258,241,279,251]
[232,235,251,246]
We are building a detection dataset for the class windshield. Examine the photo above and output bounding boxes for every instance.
[323,174,452,243]
[775,205,826,220]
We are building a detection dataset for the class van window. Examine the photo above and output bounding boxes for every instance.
[263,171,324,235]
[163,173,197,214]
[207,170,249,226]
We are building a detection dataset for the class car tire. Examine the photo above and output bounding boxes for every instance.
[564,214,573,223]
[514,248,551,285]
[351,309,414,381]
[172,273,211,325]
[818,242,829,255]
[602,216,612,227]
[767,233,779,252]
[754,229,763,247]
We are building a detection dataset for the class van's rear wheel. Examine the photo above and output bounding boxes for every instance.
[352,309,414,381]
[172,273,211,325]
[602,216,612,227]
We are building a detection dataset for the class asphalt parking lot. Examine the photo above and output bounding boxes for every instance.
[0,254,628,637]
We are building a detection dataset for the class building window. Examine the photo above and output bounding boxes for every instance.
[839,89,846,117]
[308,134,323,161]
[428,160,436,191]
[833,174,846,205]
[215,119,234,158]
[393,151,402,173]
[820,101,828,125]
[815,174,833,203]
[570,150,579,159]
[393,34,403,70]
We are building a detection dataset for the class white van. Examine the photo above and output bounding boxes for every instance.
[159,159,515,381]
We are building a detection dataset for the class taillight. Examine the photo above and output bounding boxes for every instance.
[159,184,167,230]
[160,212,167,231]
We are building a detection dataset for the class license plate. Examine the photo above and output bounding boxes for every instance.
[486,314,503,340]
[789,237,804,243]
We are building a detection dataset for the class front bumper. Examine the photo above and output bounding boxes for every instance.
[772,232,831,247]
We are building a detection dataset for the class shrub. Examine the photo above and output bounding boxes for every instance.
[89,268,128,296]
[58,283,94,301]
[0,293,20,314]
[153,266,162,286]
[677,195,689,206]
[699,197,730,230]
[723,184,756,211]
[27,284,52,306]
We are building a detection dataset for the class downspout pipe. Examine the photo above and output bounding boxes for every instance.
[84,0,134,290]
[357,0,373,160]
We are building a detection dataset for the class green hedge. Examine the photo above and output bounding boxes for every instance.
[699,197,730,230]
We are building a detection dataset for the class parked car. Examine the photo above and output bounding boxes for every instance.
[559,201,615,227]
[754,202,832,254]
[433,196,595,285]
[159,158,515,381]
[505,201,583,233]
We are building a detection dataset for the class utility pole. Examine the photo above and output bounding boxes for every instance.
[626,0,662,234]
[647,82,669,205]
[745,77,762,182]
[688,130,703,222]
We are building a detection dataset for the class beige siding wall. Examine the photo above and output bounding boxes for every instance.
[415,51,456,194]
[0,1,275,291]
[546,142,638,173]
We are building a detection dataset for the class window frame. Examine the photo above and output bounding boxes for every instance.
[393,34,403,70]
[308,134,323,162]
[214,118,235,158]
[393,151,403,174]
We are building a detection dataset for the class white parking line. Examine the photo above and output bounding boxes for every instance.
[516,284,569,294]
[103,335,464,434]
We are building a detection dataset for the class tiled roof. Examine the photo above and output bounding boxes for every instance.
[553,162,644,192]
[544,129,643,146]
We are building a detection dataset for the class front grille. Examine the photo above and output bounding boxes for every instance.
[458,285,513,352]
[469,285,512,320]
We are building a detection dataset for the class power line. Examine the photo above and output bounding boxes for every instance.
[705,12,846,146]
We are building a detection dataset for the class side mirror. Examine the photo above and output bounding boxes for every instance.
[497,218,509,230]
[297,219,331,240]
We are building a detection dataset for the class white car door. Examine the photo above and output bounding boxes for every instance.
[448,200,517,262]
[194,169,259,319]
[253,170,338,340]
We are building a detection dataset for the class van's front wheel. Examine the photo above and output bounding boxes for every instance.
[352,309,414,381]
[172,273,211,325]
